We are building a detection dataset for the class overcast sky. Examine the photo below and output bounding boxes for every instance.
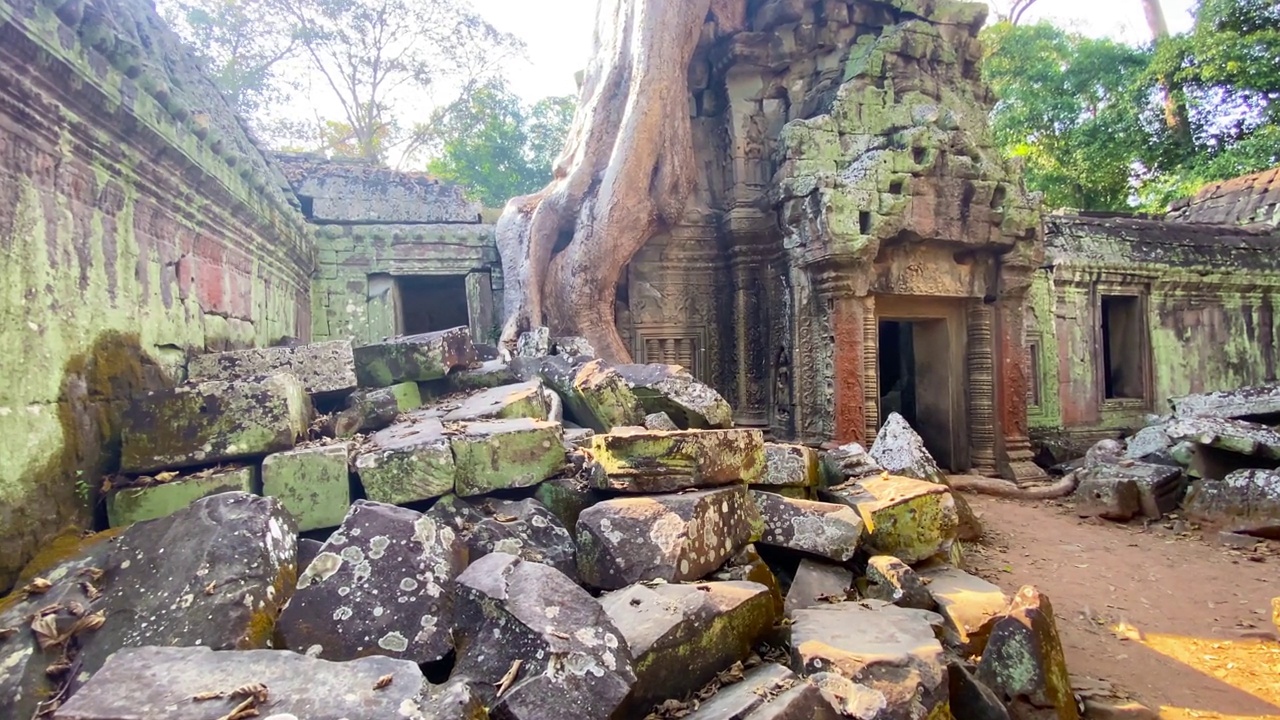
[471,0,1199,103]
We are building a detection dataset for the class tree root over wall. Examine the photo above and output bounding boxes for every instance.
[949,471,1080,500]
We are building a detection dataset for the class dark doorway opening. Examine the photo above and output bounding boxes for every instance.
[397,275,469,335]
[878,321,917,426]
[878,317,956,469]
[1100,295,1145,400]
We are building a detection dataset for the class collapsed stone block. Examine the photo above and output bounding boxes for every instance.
[538,356,645,431]
[449,419,565,496]
[447,358,519,392]
[533,476,599,532]
[576,485,763,589]
[1171,384,1280,421]
[261,442,352,531]
[442,380,550,422]
[711,544,785,615]
[334,381,422,437]
[106,466,255,528]
[51,646,427,720]
[1183,469,1280,537]
[1073,469,1142,521]
[276,500,466,664]
[752,490,864,562]
[353,327,475,387]
[948,661,1012,720]
[784,558,853,616]
[977,586,1079,720]
[586,427,765,492]
[187,339,357,395]
[1166,416,1280,460]
[614,363,734,429]
[436,496,578,581]
[453,553,636,720]
[515,326,551,357]
[421,679,491,720]
[354,415,455,504]
[120,374,310,473]
[821,475,958,563]
[870,412,982,540]
[918,564,1009,655]
[761,442,822,487]
[602,580,777,715]
[684,664,841,719]
[820,442,882,486]
[863,555,935,611]
[644,411,680,431]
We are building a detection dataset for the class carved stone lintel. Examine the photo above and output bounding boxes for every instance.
[966,301,998,475]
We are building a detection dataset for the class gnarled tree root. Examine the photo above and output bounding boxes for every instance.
[949,471,1079,500]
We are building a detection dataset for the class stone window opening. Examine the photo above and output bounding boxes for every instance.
[1099,294,1147,401]
[396,275,469,336]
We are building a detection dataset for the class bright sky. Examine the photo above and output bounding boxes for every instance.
[471,0,1199,103]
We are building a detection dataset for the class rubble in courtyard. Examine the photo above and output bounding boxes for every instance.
[1,326,1086,720]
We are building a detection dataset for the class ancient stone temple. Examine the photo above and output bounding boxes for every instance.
[617,0,1045,481]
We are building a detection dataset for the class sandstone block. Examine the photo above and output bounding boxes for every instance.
[187,340,357,395]
[614,363,734,429]
[977,586,1078,720]
[262,442,352,531]
[644,411,680,431]
[820,442,882,486]
[354,416,455,504]
[515,326,551,357]
[761,442,821,487]
[1171,384,1280,421]
[576,485,763,589]
[442,380,550,422]
[821,475,958,563]
[334,382,422,437]
[120,374,309,473]
[870,413,982,539]
[685,664,841,720]
[711,544,785,615]
[752,490,864,562]
[948,661,1012,720]
[863,555,935,611]
[919,564,1009,654]
[353,327,475,387]
[276,500,466,663]
[1183,469,1280,536]
[450,419,565,496]
[422,679,490,720]
[1166,416,1280,460]
[784,558,853,615]
[447,358,519,392]
[436,496,578,581]
[1073,470,1142,521]
[533,476,599,532]
[106,466,255,527]
[538,356,645,431]
[586,427,765,492]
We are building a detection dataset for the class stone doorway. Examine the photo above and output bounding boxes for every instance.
[396,275,469,335]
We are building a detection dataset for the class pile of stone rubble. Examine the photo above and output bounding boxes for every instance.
[1070,384,1280,539]
[1,327,1082,720]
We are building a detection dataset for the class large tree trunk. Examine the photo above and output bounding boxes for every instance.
[494,0,716,362]
[1141,0,1193,144]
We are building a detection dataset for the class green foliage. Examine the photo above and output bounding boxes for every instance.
[426,78,576,207]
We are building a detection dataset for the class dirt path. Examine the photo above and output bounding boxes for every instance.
[961,494,1280,720]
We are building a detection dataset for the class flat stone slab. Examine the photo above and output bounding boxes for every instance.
[354,416,455,504]
[1125,424,1173,461]
[442,380,550,422]
[752,490,864,562]
[120,374,309,473]
[450,418,565,496]
[353,327,475,387]
[918,564,1009,654]
[821,475,958,564]
[1166,417,1280,459]
[436,496,578,581]
[538,356,645,432]
[187,340,357,395]
[602,580,777,715]
[577,485,764,589]
[977,587,1078,720]
[52,646,426,720]
[760,443,821,487]
[585,428,765,492]
[711,544,784,615]
[277,500,466,663]
[334,382,422,437]
[685,664,841,719]
[447,358,520,392]
[863,555,935,611]
[1171,384,1280,421]
[790,600,948,720]
[106,466,255,527]
[1183,469,1280,537]
[453,553,636,719]
[262,442,352,531]
[785,558,853,616]
[614,363,734,429]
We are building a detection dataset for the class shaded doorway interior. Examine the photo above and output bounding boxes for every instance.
[878,318,956,469]
[397,275,469,335]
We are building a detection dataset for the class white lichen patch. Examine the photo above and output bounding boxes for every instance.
[378,631,409,652]
[368,535,391,560]
[298,552,344,589]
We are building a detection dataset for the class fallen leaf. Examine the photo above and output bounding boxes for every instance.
[374,674,393,690]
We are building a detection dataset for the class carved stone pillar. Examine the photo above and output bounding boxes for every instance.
[966,301,999,475]
[815,272,870,446]
[726,209,774,429]
[861,294,879,444]
[996,284,1048,483]
[465,271,494,344]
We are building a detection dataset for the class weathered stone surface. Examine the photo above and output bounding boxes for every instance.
[1125,424,1173,461]
[977,587,1078,720]
[586,428,765,492]
[120,375,310,473]
[685,664,841,720]
[52,646,426,720]
[1171,384,1280,421]
[644,411,681,431]
[948,661,1012,720]
[334,382,422,437]
[353,327,476,387]
[577,485,763,589]
[784,559,853,615]
[863,555,935,611]
[1085,439,1125,468]
[278,153,481,223]
[442,381,550,422]
[1083,461,1186,519]
[354,416,455,504]
[614,363,734,429]
[447,359,519,392]
[262,442,352,531]
[821,476,958,564]
[277,500,466,663]
[820,442,882,486]
[77,493,298,684]
[453,553,636,719]
[187,340,357,395]
[1183,469,1280,537]
[534,476,598,532]
[436,496,578,580]
[538,356,645,432]
[712,544,785,615]
[752,490,864,562]
[870,413,982,540]
[918,565,1009,654]
[422,678,490,720]
[298,537,324,573]
[761,443,821,487]
[450,419,565,496]
[603,580,777,714]
[106,466,255,527]
[516,326,552,357]
[790,600,949,720]
[1166,416,1280,459]
[1072,470,1142,521]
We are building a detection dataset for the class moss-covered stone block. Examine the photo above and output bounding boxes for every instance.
[262,442,352,531]
[586,428,766,492]
[446,359,519,392]
[106,466,256,527]
[187,340,357,395]
[120,374,310,473]
[334,382,423,438]
[539,357,645,432]
[614,363,734,429]
[533,477,599,532]
[820,475,958,563]
[977,587,1079,720]
[353,416,455,504]
[450,419,565,497]
[352,327,476,387]
[442,380,549,422]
